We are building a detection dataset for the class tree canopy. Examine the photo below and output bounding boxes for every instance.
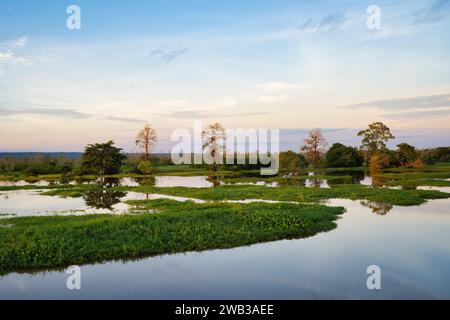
[279,151,307,174]
[326,143,364,168]
[79,141,126,175]
[358,122,395,157]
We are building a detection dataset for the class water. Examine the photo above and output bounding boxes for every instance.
[0,190,159,216]
[154,176,213,188]
[221,181,278,187]
[0,180,52,187]
[0,176,214,188]
[417,186,450,193]
[1,198,449,299]
[0,189,303,217]
[0,173,376,188]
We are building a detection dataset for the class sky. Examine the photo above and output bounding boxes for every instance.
[0,0,450,152]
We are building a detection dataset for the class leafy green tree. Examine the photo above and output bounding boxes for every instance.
[420,147,450,164]
[358,122,395,158]
[396,143,419,164]
[326,143,364,168]
[137,161,153,175]
[279,151,307,174]
[79,141,126,175]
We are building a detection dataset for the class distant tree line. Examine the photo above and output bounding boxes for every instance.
[1,122,450,176]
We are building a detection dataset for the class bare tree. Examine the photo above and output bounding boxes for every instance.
[300,128,328,168]
[202,122,226,171]
[135,124,157,160]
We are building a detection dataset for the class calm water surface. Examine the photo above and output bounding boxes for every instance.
[0,190,210,216]
[1,198,449,299]
[0,176,213,188]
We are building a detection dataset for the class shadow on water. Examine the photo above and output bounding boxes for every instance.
[359,199,394,215]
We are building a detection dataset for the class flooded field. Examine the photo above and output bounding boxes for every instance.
[1,197,449,299]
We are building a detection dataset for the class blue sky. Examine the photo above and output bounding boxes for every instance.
[0,0,450,151]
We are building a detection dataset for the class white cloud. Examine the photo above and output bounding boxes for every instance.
[0,37,32,74]
[0,36,28,49]
[0,51,14,61]
[0,50,31,66]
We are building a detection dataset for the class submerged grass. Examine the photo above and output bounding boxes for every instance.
[0,199,344,274]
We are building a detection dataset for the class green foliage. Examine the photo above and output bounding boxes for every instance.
[326,143,364,168]
[120,158,140,174]
[137,161,153,174]
[0,201,344,274]
[396,143,419,164]
[421,147,450,164]
[44,181,450,206]
[78,141,126,175]
[279,151,307,173]
[0,156,75,175]
[358,122,395,156]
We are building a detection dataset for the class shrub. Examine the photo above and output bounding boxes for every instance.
[137,161,153,174]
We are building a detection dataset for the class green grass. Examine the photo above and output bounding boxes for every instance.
[308,167,365,173]
[377,163,450,187]
[384,178,450,188]
[379,171,450,181]
[42,183,450,206]
[0,199,344,274]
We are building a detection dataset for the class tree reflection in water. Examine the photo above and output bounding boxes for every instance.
[207,174,221,187]
[83,190,127,210]
[308,179,324,188]
[360,200,393,215]
[137,176,155,186]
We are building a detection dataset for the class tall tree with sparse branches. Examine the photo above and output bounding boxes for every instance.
[202,122,226,171]
[301,128,328,168]
[135,124,157,160]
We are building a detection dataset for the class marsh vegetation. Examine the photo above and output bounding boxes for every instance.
[1,122,450,276]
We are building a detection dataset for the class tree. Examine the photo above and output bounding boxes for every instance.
[137,161,153,175]
[326,143,364,168]
[421,147,450,164]
[300,128,327,168]
[358,122,395,158]
[279,151,307,174]
[79,141,126,175]
[396,143,420,166]
[368,152,390,176]
[202,122,226,171]
[135,124,157,160]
